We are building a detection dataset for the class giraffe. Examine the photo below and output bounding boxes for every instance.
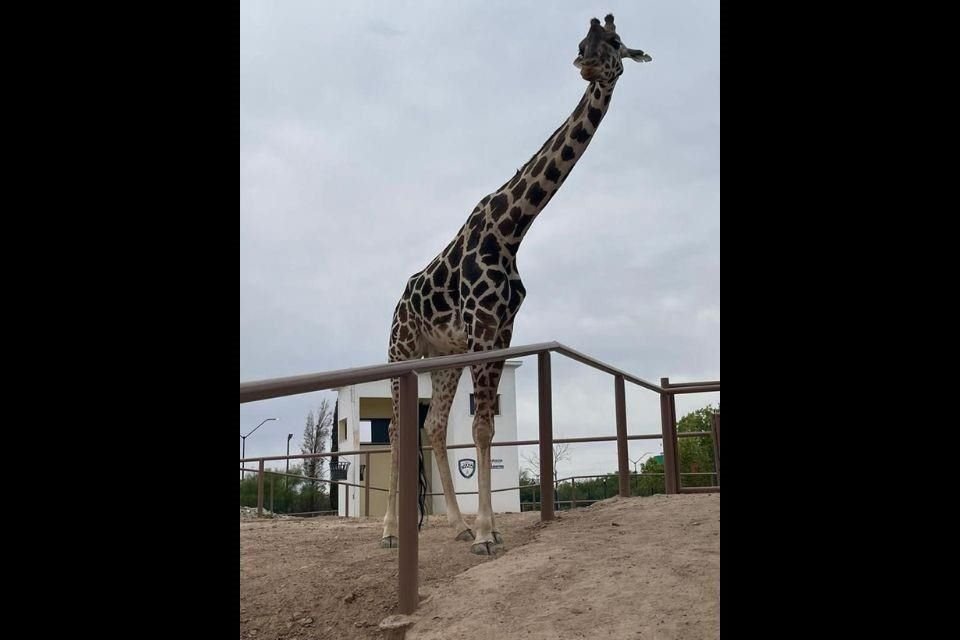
[381,14,652,555]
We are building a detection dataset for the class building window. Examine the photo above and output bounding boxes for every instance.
[359,402,429,444]
[369,419,390,444]
[469,394,501,416]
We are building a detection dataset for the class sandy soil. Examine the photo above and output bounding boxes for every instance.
[240,493,719,640]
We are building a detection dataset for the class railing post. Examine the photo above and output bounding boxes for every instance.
[345,481,349,517]
[571,478,577,509]
[669,391,680,490]
[257,459,265,516]
[364,452,371,517]
[615,374,630,497]
[538,352,555,522]
[660,378,679,494]
[270,476,274,514]
[398,371,420,614]
[711,412,720,486]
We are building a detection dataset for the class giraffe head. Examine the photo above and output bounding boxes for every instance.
[574,14,652,83]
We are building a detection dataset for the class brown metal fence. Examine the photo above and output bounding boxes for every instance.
[239,341,719,614]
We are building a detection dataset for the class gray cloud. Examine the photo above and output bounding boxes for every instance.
[240,1,719,476]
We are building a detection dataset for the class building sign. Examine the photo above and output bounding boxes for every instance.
[458,458,476,479]
[491,458,504,470]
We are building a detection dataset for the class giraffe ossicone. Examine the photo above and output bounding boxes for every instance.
[380,14,652,555]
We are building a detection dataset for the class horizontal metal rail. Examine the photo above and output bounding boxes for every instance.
[237,432,702,465]
[238,467,388,492]
[240,341,672,403]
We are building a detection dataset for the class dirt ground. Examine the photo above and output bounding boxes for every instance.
[240,494,719,640]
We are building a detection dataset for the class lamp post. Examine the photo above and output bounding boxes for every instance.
[286,433,294,474]
[285,433,294,491]
[630,452,653,474]
[240,417,278,480]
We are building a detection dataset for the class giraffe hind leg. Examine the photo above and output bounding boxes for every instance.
[381,301,423,548]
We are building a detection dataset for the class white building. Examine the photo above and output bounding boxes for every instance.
[335,361,522,518]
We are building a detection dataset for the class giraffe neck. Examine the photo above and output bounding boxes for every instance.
[478,80,617,251]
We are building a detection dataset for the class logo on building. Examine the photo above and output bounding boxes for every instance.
[458,458,476,479]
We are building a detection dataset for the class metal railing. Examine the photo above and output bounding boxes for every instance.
[518,471,720,510]
[239,341,719,614]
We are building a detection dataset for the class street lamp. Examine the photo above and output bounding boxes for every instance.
[241,417,278,479]
[630,452,654,474]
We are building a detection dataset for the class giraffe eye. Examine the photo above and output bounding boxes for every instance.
[610,40,621,50]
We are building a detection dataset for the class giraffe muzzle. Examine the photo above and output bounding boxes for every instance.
[580,66,601,81]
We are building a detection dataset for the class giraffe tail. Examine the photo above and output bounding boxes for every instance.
[417,422,427,530]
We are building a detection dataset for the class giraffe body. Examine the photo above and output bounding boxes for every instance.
[380,14,652,554]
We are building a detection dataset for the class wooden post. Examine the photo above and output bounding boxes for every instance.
[615,375,630,497]
[660,378,679,494]
[257,459,265,516]
[398,372,420,614]
[711,412,720,486]
[538,352,555,521]
[364,452,371,517]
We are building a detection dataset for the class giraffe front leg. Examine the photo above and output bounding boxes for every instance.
[470,434,499,555]
[380,425,400,548]
[432,442,475,541]
[468,360,506,555]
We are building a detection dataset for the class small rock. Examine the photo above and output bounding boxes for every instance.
[570,607,584,614]
[354,621,365,628]
[343,592,357,603]
[611,522,621,527]
[299,617,313,627]
[380,614,416,640]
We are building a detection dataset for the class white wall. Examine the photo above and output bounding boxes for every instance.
[337,362,522,516]
[437,365,521,514]
[335,385,362,517]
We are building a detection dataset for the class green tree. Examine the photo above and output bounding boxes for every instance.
[240,464,309,514]
[636,457,666,496]
[518,468,539,511]
[677,404,719,488]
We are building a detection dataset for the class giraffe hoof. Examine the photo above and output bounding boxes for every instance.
[471,541,496,555]
[380,536,399,549]
[492,531,503,545]
[455,528,475,541]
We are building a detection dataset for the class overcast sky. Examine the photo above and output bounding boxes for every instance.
[240,1,719,479]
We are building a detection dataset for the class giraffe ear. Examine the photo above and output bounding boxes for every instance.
[623,47,653,63]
